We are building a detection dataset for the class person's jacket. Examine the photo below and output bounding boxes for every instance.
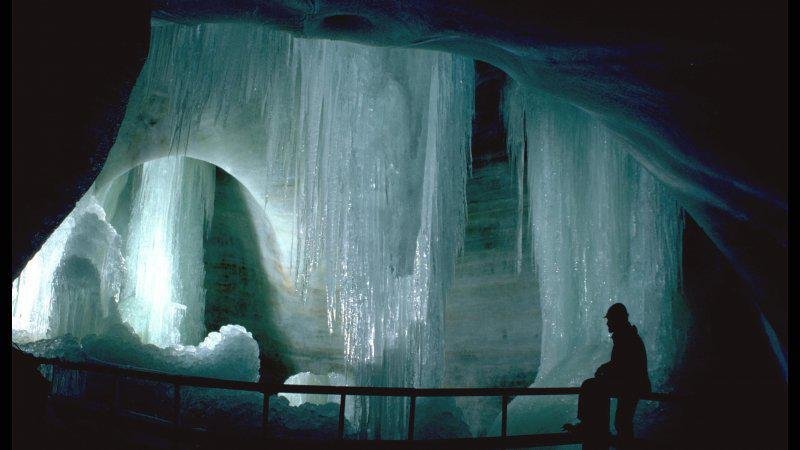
[596,323,651,394]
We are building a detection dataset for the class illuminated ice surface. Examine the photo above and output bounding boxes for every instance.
[19,323,260,382]
[493,83,688,437]
[280,371,350,407]
[117,23,475,438]
[12,196,124,342]
[117,156,215,347]
[12,22,689,441]
[13,22,474,439]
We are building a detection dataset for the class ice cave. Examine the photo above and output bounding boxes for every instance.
[12,1,787,449]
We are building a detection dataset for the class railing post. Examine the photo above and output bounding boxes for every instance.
[501,395,509,438]
[407,395,416,441]
[338,394,346,439]
[262,389,270,438]
[172,383,181,449]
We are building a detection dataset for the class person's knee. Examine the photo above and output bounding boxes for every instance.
[581,377,599,390]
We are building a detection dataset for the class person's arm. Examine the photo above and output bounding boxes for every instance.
[596,336,626,379]
[595,361,611,378]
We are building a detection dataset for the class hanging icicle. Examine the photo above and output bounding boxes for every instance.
[499,82,688,434]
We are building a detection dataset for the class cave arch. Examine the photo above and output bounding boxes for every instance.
[99,155,346,381]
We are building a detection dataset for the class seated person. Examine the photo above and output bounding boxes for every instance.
[563,303,651,443]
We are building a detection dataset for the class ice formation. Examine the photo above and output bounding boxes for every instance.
[280,371,350,407]
[281,36,474,439]
[20,323,260,382]
[13,22,474,439]
[495,83,688,434]
[12,196,124,342]
[12,19,691,441]
[122,23,475,438]
[21,323,263,428]
[117,156,215,347]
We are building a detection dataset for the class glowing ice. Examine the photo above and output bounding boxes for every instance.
[118,156,215,347]
[12,196,124,342]
[15,22,475,438]
[131,24,474,437]
[280,371,350,407]
[496,83,688,434]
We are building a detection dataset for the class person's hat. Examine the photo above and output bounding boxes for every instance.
[604,303,628,320]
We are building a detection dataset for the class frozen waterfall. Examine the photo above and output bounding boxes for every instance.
[128,23,474,438]
[117,156,215,347]
[497,83,688,434]
[279,36,473,439]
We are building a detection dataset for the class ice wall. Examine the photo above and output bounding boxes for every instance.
[127,23,474,438]
[12,196,124,342]
[118,156,215,347]
[498,84,688,434]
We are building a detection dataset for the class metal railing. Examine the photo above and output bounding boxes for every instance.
[30,356,675,447]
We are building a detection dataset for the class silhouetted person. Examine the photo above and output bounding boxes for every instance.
[563,303,650,447]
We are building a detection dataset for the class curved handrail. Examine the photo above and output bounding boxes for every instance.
[30,355,680,445]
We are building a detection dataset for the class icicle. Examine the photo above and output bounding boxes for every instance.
[498,82,687,434]
[277,39,473,437]
[503,85,528,274]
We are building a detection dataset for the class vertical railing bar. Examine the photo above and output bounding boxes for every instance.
[172,383,181,450]
[263,389,270,438]
[407,395,416,441]
[501,394,509,439]
[338,394,346,439]
[30,359,680,447]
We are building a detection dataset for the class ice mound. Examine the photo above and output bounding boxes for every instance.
[19,323,259,382]
[280,371,350,407]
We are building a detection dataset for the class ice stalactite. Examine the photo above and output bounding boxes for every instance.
[12,196,124,342]
[286,38,474,377]
[134,23,474,438]
[282,38,473,439]
[499,83,688,434]
[118,156,215,347]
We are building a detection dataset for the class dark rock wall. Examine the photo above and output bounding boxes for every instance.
[12,0,151,279]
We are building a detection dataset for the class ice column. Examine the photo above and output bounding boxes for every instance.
[500,84,687,433]
[118,157,215,347]
[12,197,124,342]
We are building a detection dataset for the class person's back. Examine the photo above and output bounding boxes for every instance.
[604,321,650,395]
